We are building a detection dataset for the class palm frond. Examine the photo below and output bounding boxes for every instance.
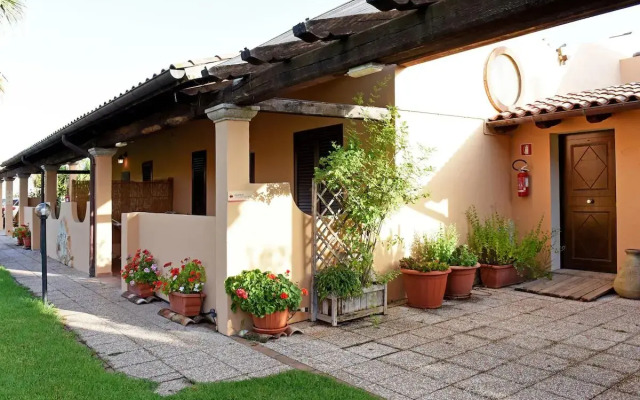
[0,0,24,25]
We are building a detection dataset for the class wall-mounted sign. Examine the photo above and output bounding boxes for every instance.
[228,191,254,202]
[521,143,532,156]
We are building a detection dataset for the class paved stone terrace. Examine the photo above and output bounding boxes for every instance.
[3,232,640,399]
[0,235,290,396]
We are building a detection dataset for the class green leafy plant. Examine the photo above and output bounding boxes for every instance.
[315,262,363,302]
[450,244,478,267]
[514,220,553,279]
[411,225,459,265]
[156,258,206,295]
[399,257,449,273]
[11,224,27,239]
[314,86,433,288]
[120,249,160,286]
[225,269,307,318]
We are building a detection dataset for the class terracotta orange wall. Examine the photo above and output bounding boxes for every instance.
[509,110,640,271]
[112,119,216,216]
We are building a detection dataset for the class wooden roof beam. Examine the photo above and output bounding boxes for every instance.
[293,11,401,43]
[206,63,269,81]
[367,0,438,11]
[241,41,324,65]
[256,98,388,120]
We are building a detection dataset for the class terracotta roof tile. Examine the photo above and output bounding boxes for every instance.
[489,82,640,121]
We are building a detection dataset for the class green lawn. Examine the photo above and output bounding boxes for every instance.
[0,267,376,400]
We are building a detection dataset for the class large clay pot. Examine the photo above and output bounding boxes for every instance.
[614,249,640,299]
[23,236,31,250]
[445,264,480,299]
[252,309,289,335]
[480,264,523,288]
[169,292,205,317]
[129,282,155,298]
[401,268,451,309]
[16,236,23,246]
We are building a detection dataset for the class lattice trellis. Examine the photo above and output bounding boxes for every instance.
[311,180,347,321]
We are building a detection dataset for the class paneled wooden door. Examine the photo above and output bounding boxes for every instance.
[561,131,616,273]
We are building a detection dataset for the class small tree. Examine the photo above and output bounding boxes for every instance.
[315,90,432,286]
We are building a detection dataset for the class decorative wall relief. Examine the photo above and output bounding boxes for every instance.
[56,218,74,267]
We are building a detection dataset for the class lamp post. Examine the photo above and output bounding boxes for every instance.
[35,203,51,304]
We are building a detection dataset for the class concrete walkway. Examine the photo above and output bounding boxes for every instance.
[0,235,289,396]
[3,232,640,399]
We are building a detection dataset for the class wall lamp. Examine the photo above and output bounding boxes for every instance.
[117,153,128,165]
[346,62,386,78]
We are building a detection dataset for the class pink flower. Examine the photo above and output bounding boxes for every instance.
[236,288,248,300]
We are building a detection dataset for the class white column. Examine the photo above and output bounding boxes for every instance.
[17,173,30,225]
[4,177,15,235]
[88,148,117,276]
[206,104,258,336]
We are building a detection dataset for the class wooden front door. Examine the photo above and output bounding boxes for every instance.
[561,131,616,273]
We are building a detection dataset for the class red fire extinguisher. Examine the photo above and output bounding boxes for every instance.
[512,159,530,197]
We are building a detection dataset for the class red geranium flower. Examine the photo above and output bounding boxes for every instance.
[190,271,196,276]
[236,288,248,299]
[267,273,276,280]
[301,288,309,296]
[170,268,180,276]
[280,292,289,299]
[188,277,195,283]
[196,272,201,279]
[163,262,172,268]
[285,269,290,275]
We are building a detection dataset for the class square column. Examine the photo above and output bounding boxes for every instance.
[42,165,58,217]
[206,104,258,336]
[4,177,15,235]
[17,173,30,225]
[89,148,117,276]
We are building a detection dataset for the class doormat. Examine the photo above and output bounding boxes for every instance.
[121,291,161,305]
[239,325,303,342]
[158,308,217,328]
[515,269,614,301]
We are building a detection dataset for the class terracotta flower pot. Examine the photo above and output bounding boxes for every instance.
[480,264,523,288]
[16,237,23,246]
[401,268,451,309]
[252,309,289,335]
[129,282,155,298]
[23,237,31,250]
[169,292,205,317]
[445,264,480,299]
[614,249,640,299]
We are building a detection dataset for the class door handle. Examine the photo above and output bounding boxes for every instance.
[587,199,595,204]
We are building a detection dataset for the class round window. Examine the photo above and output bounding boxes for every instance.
[484,47,522,112]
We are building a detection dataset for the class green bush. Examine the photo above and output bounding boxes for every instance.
[399,258,449,273]
[315,262,363,301]
[450,244,478,267]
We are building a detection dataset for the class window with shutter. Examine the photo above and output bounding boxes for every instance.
[192,150,207,216]
[294,124,343,214]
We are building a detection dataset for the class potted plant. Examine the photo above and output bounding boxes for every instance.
[400,258,450,309]
[12,225,26,246]
[23,226,31,250]
[157,258,206,316]
[121,249,161,298]
[225,269,307,334]
[446,244,480,299]
[467,207,552,288]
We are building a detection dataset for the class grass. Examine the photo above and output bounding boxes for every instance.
[0,267,376,400]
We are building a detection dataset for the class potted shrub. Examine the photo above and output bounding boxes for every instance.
[446,245,480,299]
[225,269,308,334]
[23,226,31,250]
[312,96,433,324]
[400,258,450,309]
[467,207,552,288]
[121,249,161,298]
[157,258,206,317]
[12,225,26,246]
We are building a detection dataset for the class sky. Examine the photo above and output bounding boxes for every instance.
[1,0,640,164]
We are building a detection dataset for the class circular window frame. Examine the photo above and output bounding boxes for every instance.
[483,46,523,112]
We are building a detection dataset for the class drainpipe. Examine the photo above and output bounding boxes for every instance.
[61,135,96,278]
[20,156,44,203]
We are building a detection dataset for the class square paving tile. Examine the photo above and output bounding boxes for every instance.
[376,332,431,350]
[542,343,596,361]
[155,378,191,396]
[448,351,506,372]
[456,373,525,399]
[417,361,479,384]
[563,364,625,387]
[379,350,437,370]
[352,325,402,340]
[586,354,640,374]
[414,340,469,359]
[434,317,486,332]
[406,313,446,325]
[593,389,640,400]
[489,361,552,385]
[506,388,568,400]
[617,375,640,396]
[348,342,398,359]
[441,334,490,351]
[502,334,553,350]
[378,371,447,398]
[411,326,458,341]
[312,349,368,369]
[607,343,640,360]
[379,318,425,332]
[583,327,633,343]
[321,331,371,348]
[104,349,157,368]
[344,359,405,382]
[117,360,176,379]
[162,350,217,372]
[533,375,606,400]
[516,352,570,372]
[563,334,618,351]
[527,321,589,341]
[420,386,489,400]
[181,362,241,383]
[473,343,530,361]
[466,327,514,341]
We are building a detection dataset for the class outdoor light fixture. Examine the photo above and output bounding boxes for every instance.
[115,142,128,148]
[35,202,51,304]
[346,62,386,78]
[117,153,128,164]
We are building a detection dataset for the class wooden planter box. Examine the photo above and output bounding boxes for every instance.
[314,284,387,326]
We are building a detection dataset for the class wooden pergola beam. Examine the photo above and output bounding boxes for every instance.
[241,41,324,65]
[367,0,438,11]
[206,63,269,81]
[293,11,401,43]
[208,0,640,106]
[256,98,388,120]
